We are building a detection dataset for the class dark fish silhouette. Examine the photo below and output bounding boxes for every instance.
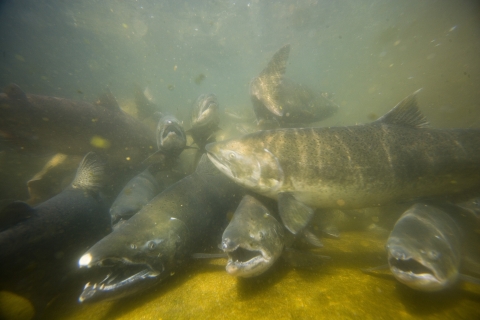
[0,153,111,317]
[77,156,242,302]
[0,84,156,167]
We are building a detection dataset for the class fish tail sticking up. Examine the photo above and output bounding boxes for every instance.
[71,152,105,191]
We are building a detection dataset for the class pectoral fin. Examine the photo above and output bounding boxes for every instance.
[278,192,314,234]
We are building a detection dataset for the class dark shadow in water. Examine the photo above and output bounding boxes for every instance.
[394,282,480,316]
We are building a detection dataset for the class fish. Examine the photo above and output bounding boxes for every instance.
[0,152,111,317]
[206,90,480,234]
[221,195,285,277]
[385,202,480,291]
[188,94,220,149]
[134,84,158,120]
[186,94,221,170]
[0,84,156,168]
[250,44,338,128]
[109,167,160,225]
[156,113,187,157]
[77,155,243,302]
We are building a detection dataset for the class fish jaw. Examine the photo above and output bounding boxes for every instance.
[78,255,163,302]
[222,238,275,278]
[205,139,284,195]
[386,243,455,292]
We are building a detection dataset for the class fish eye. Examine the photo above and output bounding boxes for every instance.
[229,152,236,159]
[147,241,156,250]
[130,244,137,250]
[427,250,441,260]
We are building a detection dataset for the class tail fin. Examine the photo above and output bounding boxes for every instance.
[71,152,105,191]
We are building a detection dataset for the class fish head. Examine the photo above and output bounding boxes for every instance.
[221,195,284,277]
[386,205,461,292]
[191,93,220,129]
[78,215,188,302]
[205,136,284,195]
[156,114,186,155]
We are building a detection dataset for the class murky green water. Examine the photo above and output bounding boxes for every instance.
[1,1,479,319]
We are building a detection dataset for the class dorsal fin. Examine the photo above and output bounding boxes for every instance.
[253,44,291,117]
[259,44,290,80]
[95,88,122,112]
[375,89,428,128]
[4,83,27,100]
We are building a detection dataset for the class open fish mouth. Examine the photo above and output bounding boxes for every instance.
[223,244,272,278]
[162,125,182,139]
[388,252,443,291]
[79,258,162,302]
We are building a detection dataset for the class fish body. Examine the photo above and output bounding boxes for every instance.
[206,92,480,233]
[0,84,156,167]
[78,155,243,302]
[109,168,160,225]
[250,44,338,128]
[221,195,285,278]
[0,153,111,315]
[387,202,480,291]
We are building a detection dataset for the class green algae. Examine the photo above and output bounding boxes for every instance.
[40,231,480,320]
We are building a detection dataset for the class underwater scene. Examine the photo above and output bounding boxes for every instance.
[1,0,480,319]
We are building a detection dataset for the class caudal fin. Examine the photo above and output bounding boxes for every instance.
[71,152,105,191]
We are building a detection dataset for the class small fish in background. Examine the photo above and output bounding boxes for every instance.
[77,155,243,302]
[0,84,156,169]
[206,90,480,236]
[194,73,206,85]
[156,113,187,157]
[109,167,160,226]
[188,94,220,147]
[383,202,480,292]
[187,94,221,169]
[142,113,191,169]
[134,84,159,120]
[0,152,111,317]
[250,44,339,129]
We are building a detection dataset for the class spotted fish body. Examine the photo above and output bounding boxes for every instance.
[206,92,480,233]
